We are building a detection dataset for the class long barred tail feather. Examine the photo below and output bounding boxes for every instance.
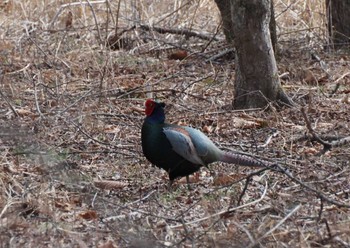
[220,152,272,168]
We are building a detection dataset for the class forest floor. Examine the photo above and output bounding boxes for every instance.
[0,1,349,247]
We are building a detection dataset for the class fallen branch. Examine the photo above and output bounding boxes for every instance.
[301,107,332,151]
[139,24,218,41]
[301,107,350,150]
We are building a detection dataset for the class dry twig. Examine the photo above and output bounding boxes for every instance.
[169,181,268,229]
[301,107,350,150]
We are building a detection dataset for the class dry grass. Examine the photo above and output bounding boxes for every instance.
[1,0,350,247]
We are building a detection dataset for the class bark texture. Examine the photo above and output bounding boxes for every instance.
[214,0,235,43]
[215,0,277,50]
[326,0,350,46]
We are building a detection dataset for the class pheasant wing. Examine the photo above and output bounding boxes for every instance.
[163,126,205,166]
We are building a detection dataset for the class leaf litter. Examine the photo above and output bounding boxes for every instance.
[0,0,349,247]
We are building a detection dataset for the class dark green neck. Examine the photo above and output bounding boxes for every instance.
[145,103,166,124]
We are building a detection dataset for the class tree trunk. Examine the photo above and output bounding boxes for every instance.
[214,0,235,43]
[326,0,350,47]
[215,0,277,51]
[231,0,292,109]
[214,0,290,108]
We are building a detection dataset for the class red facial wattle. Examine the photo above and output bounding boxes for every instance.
[145,99,155,116]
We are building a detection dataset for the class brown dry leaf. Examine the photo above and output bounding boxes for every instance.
[202,125,213,133]
[214,173,246,186]
[301,147,318,156]
[177,120,189,126]
[55,201,74,212]
[41,70,57,86]
[178,173,200,184]
[175,196,187,202]
[98,240,117,248]
[79,210,98,220]
[239,113,269,127]
[317,75,328,84]
[65,11,73,29]
[156,220,167,228]
[232,116,262,129]
[213,174,236,186]
[302,69,317,85]
[185,197,194,205]
[130,106,144,113]
[168,50,188,60]
[16,108,35,117]
[103,125,120,134]
[0,1,13,13]
[94,180,128,190]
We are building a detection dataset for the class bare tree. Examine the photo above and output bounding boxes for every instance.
[326,0,350,47]
[215,0,293,109]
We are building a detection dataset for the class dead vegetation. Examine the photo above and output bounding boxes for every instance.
[0,0,349,247]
